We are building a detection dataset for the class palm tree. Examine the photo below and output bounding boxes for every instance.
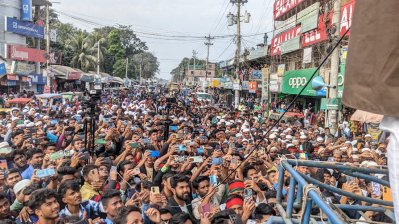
[68,33,97,72]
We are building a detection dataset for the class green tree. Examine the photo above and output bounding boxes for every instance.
[170,57,206,82]
[132,52,160,80]
[67,33,97,72]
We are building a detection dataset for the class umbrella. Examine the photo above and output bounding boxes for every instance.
[350,110,384,123]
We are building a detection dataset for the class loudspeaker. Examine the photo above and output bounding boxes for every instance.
[311,76,336,91]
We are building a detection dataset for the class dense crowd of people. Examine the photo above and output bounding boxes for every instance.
[0,86,391,224]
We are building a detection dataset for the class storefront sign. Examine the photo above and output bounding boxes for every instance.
[337,47,348,98]
[49,52,62,64]
[5,17,44,39]
[282,68,320,96]
[273,0,305,20]
[302,15,329,47]
[297,2,320,33]
[270,80,282,93]
[28,74,46,84]
[6,81,17,86]
[277,64,285,75]
[248,81,257,93]
[250,70,262,80]
[224,81,233,89]
[211,79,220,87]
[275,15,296,35]
[7,74,18,81]
[320,98,342,110]
[21,0,32,21]
[340,0,355,36]
[281,36,301,54]
[67,72,81,80]
[14,61,35,75]
[0,63,6,75]
[6,45,46,63]
[271,26,301,56]
[241,81,248,90]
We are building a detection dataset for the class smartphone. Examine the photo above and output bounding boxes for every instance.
[244,189,253,202]
[178,145,187,151]
[50,151,65,161]
[210,175,218,186]
[346,175,355,183]
[129,142,141,148]
[133,168,141,175]
[201,203,211,214]
[150,150,160,158]
[110,166,117,172]
[103,157,112,164]
[211,157,224,165]
[189,156,203,163]
[79,152,90,160]
[142,138,150,144]
[0,147,12,154]
[36,168,56,178]
[151,186,160,194]
[372,182,381,196]
[174,155,186,163]
[197,147,204,155]
[169,126,178,132]
[0,160,8,170]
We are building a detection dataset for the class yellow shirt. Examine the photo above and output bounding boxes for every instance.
[80,182,100,201]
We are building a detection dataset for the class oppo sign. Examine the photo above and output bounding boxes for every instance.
[288,77,307,88]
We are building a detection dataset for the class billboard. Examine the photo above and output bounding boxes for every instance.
[271,26,301,56]
[6,45,46,63]
[297,2,320,33]
[273,0,305,20]
[340,0,355,36]
[5,17,44,39]
[21,0,32,21]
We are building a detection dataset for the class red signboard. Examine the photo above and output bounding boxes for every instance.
[340,0,355,36]
[302,15,329,47]
[7,74,18,80]
[67,72,81,80]
[273,0,305,20]
[6,45,46,63]
[271,26,301,56]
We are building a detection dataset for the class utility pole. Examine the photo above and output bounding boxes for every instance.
[97,40,100,75]
[327,0,341,134]
[228,0,250,109]
[204,35,214,81]
[45,3,51,92]
[125,58,129,79]
[139,55,143,84]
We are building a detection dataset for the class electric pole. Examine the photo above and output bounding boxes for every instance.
[327,0,341,134]
[97,40,100,75]
[204,35,214,81]
[125,57,129,79]
[228,0,250,109]
[46,3,51,92]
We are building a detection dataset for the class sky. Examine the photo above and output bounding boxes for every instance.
[53,0,274,80]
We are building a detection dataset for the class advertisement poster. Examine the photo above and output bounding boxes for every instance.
[5,17,44,39]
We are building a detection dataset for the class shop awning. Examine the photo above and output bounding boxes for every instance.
[47,65,84,80]
[111,77,124,84]
[350,110,384,123]
[7,98,32,104]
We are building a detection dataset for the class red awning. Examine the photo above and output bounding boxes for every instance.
[7,98,32,104]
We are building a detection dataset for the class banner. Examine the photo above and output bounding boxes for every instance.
[0,63,6,75]
[21,0,32,21]
[281,36,301,54]
[297,2,320,33]
[49,52,62,64]
[274,0,305,20]
[303,47,312,64]
[248,81,257,93]
[6,45,46,63]
[277,64,286,75]
[242,81,248,90]
[271,26,301,56]
[340,0,355,36]
[302,15,329,47]
[5,17,44,39]
[250,70,262,80]
[14,61,35,75]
